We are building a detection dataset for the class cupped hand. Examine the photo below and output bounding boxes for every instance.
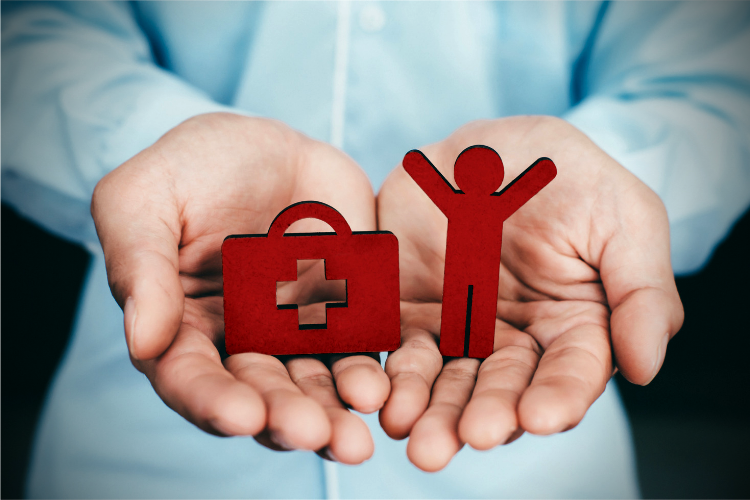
[376,116,684,471]
[91,113,389,464]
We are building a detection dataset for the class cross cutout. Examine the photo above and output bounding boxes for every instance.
[276,259,348,330]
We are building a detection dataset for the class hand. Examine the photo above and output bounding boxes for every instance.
[376,116,684,471]
[92,113,389,464]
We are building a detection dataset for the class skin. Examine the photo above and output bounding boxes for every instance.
[93,112,683,471]
[377,116,684,472]
[91,113,389,464]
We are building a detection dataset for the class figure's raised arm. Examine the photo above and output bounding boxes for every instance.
[494,157,557,219]
[402,150,458,215]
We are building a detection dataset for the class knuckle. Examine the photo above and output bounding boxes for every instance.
[481,346,539,374]
[296,372,333,389]
[430,400,466,416]
[386,344,441,377]
[402,334,440,354]
[440,363,478,383]
[225,352,286,378]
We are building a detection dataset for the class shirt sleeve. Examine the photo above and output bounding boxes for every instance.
[1,1,232,246]
[564,1,750,274]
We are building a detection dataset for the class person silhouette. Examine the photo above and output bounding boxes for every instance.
[403,145,557,358]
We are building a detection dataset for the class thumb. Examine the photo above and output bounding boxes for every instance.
[92,164,184,361]
[600,190,684,385]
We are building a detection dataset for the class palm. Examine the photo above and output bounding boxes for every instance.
[172,115,374,349]
[376,116,683,471]
[93,113,388,464]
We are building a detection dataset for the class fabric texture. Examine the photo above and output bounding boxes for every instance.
[3,1,749,497]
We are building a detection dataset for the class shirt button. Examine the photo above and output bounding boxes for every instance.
[359,4,386,33]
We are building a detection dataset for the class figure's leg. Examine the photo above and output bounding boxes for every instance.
[466,277,499,359]
[440,224,502,358]
[439,265,470,357]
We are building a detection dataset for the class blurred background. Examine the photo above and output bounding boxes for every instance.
[2,202,749,499]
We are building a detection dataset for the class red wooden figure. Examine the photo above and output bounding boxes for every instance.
[403,146,557,359]
[222,201,401,356]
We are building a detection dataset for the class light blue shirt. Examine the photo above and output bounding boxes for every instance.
[3,1,749,498]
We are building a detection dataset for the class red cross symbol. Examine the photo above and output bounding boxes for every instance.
[276,259,347,329]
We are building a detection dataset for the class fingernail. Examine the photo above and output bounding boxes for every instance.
[124,296,138,358]
[320,446,339,462]
[209,418,236,437]
[269,432,294,451]
[648,333,670,384]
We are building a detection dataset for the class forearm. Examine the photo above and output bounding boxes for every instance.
[1,2,230,244]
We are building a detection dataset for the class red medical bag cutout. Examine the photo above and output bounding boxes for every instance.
[222,201,401,355]
[403,146,556,359]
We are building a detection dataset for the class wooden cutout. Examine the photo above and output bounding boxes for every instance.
[276,259,347,328]
[403,146,557,359]
[222,201,401,355]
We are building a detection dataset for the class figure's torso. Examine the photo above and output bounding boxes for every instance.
[444,195,505,280]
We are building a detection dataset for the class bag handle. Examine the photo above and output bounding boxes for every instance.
[268,201,352,239]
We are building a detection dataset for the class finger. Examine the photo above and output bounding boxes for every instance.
[406,357,479,472]
[458,323,540,450]
[517,323,611,435]
[379,303,444,440]
[610,287,681,384]
[137,323,265,437]
[225,353,330,451]
[328,353,390,414]
[92,159,183,361]
[600,187,684,385]
[285,357,374,465]
[271,305,389,417]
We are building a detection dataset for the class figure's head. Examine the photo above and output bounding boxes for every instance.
[453,145,504,195]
